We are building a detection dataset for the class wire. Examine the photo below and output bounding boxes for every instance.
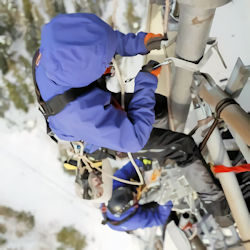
[127,152,144,185]
[110,0,145,186]
[95,165,143,186]
[80,154,144,186]
[112,59,126,108]
[112,58,144,186]
[199,98,238,151]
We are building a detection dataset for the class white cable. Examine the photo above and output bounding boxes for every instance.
[111,59,144,186]
[127,152,144,185]
[163,0,170,35]
[95,165,143,186]
[112,58,126,108]
[109,1,144,186]
[80,154,144,186]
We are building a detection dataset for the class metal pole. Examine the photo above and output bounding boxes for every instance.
[194,73,250,248]
[206,128,250,250]
[198,74,250,146]
[169,0,231,131]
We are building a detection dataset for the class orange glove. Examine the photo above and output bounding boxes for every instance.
[141,60,161,77]
[144,33,167,51]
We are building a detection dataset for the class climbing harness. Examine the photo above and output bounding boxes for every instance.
[32,50,107,117]
[32,49,108,142]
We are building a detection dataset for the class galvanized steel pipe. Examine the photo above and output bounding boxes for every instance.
[195,73,250,248]
[170,0,231,131]
[198,74,250,146]
[206,128,250,250]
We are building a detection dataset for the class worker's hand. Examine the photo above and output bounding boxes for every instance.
[141,60,161,78]
[144,33,168,51]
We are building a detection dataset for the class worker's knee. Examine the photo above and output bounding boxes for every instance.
[169,133,202,167]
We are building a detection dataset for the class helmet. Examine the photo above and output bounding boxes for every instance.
[107,186,135,216]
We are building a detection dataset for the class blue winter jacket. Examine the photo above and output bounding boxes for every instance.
[36,13,158,153]
[105,160,173,231]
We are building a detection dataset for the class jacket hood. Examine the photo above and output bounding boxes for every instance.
[39,13,117,87]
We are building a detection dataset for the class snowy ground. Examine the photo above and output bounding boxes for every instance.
[0,110,145,250]
[0,0,250,250]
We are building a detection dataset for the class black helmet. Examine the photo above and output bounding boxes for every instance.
[107,186,135,215]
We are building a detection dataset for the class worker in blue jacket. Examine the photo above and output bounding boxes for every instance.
[35,13,165,153]
[34,13,231,225]
[101,159,173,231]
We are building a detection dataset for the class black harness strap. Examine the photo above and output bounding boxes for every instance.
[44,80,104,116]
[32,49,58,142]
[32,49,107,141]
[32,49,107,117]
[32,49,49,118]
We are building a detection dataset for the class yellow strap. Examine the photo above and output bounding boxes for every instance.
[142,159,152,165]
[91,161,102,168]
[64,160,102,171]
[63,163,77,171]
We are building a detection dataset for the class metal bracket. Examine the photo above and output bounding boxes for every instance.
[160,35,177,49]
[157,37,226,72]
[225,57,250,97]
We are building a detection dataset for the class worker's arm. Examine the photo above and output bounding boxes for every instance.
[99,71,157,152]
[132,201,173,229]
[115,31,166,56]
[106,201,173,231]
[48,67,158,153]
[67,71,157,153]
[114,31,148,56]
[112,160,144,190]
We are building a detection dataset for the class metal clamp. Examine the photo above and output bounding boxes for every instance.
[156,37,226,72]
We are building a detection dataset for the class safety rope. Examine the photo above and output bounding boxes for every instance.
[163,0,170,36]
[110,0,145,186]
[162,0,176,131]
[212,163,250,174]
[76,151,144,186]
[199,97,239,151]
[111,59,144,185]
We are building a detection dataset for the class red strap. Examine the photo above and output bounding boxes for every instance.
[111,97,124,111]
[104,66,112,75]
[182,222,193,231]
[212,164,250,173]
[101,204,107,213]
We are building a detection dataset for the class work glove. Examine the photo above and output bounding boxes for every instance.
[144,33,168,51]
[141,60,161,77]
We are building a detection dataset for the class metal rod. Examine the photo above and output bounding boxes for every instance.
[206,128,250,249]
[169,0,231,132]
[197,74,250,146]
[228,126,250,163]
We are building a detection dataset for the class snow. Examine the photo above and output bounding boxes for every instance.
[0,108,144,250]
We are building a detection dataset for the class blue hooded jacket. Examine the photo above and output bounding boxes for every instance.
[36,13,158,152]
[104,160,173,231]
